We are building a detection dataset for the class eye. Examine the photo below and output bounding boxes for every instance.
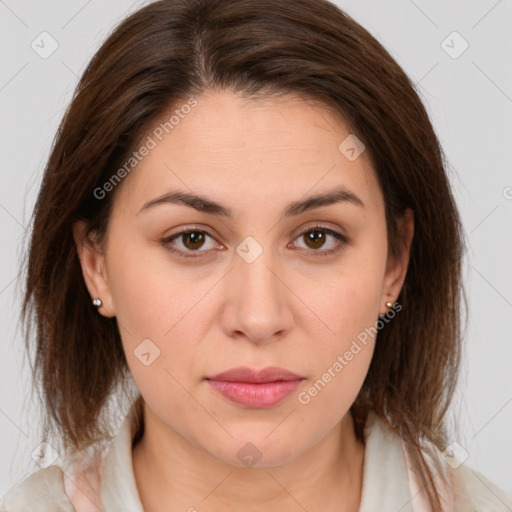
[290,225,348,257]
[161,226,221,259]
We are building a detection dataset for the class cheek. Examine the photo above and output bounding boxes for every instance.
[106,231,191,334]
[297,251,386,348]
[105,231,214,388]
[294,279,380,430]
[305,278,379,386]
[293,242,386,398]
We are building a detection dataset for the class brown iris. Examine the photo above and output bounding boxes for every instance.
[181,231,206,250]
[303,229,326,250]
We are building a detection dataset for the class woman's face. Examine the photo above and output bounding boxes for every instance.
[76,90,412,467]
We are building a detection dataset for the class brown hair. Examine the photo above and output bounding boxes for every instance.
[21,0,466,509]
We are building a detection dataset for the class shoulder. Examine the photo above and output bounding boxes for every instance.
[449,462,512,511]
[0,465,76,512]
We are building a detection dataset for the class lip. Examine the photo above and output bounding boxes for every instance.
[205,366,304,408]
[207,366,303,383]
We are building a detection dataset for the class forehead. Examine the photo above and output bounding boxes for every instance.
[114,90,382,217]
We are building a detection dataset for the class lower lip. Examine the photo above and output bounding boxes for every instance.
[206,379,303,408]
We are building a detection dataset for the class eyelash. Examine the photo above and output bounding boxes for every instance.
[160,225,349,259]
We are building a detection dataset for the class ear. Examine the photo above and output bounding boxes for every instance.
[72,220,115,318]
[380,208,414,315]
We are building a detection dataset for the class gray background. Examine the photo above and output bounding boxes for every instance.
[1,0,511,501]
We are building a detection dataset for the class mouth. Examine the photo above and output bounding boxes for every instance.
[205,366,304,408]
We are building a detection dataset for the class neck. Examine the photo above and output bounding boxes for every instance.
[132,403,365,512]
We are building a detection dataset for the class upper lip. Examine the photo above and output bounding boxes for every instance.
[206,366,304,383]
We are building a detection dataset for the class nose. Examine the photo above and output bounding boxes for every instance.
[220,244,294,345]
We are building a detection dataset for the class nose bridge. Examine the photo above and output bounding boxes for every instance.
[221,235,293,343]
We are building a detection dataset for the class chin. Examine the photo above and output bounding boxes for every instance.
[203,430,307,469]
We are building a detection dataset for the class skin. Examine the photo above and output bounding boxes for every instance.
[73,90,414,512]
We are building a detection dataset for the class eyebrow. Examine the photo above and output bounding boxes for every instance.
[137,185,365,219]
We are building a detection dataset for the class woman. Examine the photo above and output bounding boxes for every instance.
[2,0,511,511]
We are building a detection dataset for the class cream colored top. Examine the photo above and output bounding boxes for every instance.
[1,400,511,511]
